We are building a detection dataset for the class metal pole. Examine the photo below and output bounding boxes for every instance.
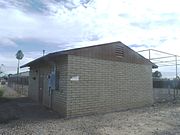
[149,49,151,60]
[174,55,178,101]
[150,56,176,60]
[17,59,20,74]
[16,60,20,92]
[150,49,177,56]
[175,55,178,78]
[174,88,176,101]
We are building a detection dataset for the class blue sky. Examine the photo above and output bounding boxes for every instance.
[0,0,180,77]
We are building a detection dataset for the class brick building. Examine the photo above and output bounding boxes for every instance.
[21,41,157,117]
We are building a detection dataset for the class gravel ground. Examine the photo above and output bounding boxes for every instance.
[1,86,180,135]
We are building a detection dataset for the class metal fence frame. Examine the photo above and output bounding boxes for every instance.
[138,49,180,78]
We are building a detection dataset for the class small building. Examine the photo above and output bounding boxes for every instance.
[21,41,157,117]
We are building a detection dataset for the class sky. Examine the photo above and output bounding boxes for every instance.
[0,0,180,77]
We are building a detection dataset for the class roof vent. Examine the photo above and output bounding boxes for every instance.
[115,45,124,58]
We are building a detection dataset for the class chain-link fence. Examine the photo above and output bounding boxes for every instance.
[8,73,29,96]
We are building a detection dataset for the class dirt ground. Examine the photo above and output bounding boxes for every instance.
[1,85,180,135]
[0,85,59,123]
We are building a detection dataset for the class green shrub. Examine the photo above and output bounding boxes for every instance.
[0,89,4,97]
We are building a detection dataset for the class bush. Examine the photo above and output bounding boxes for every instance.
[1,81,6,85]
[0,89,4,97]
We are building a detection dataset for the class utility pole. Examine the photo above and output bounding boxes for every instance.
[43,50,45,56]
[16,50,24,91]
[17,60,20,74]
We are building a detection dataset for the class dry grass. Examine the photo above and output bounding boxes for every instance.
[0,85,23,104]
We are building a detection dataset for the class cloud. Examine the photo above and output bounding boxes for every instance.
[0,0,179,47]
[0,38,17,47]
[129,44,151,48]
[0,0,180,74]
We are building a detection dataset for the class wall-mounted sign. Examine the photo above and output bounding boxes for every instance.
[70,76,79,81]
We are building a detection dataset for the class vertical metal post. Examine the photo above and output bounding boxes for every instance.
[174,55,178,101]
[174,88,176,101]
[175,55,178,78]
[175,55,179,98]
[149,49,151,60]
[17,59,20,74]
[15,59,20,90]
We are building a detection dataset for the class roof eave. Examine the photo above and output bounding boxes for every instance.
[152,64,158,69]
[20,53,68,68]
[20,54,51,68]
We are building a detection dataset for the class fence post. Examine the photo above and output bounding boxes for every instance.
[173,88,176,101]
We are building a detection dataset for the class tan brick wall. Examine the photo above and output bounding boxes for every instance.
[51,57,68,117]
[67,55,153,117]
[29,55,153,118]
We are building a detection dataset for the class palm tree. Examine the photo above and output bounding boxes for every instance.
[152,71,162,78]
[16,50,24,74]
[0,64,4,76]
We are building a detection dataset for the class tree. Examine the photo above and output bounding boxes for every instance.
[152,71,162,78]
[16,50,24,74]
[0,64,4,76]
[8,74,12,77]
[2,75,8,81]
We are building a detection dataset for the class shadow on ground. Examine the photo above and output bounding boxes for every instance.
[0,97,60,124]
